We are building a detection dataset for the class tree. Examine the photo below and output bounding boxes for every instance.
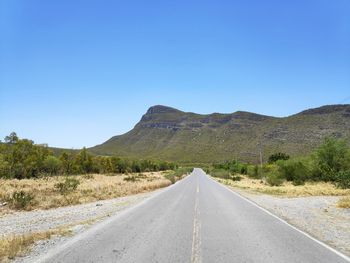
[268,152,290,163]
[75,147,93,174]
[131,160,141,173]
[59,152,72,174]
[3,139,50,179]
[43,156,61,175]
[0,153,10,178]
[4,132,19,144]
[315,137,350,180]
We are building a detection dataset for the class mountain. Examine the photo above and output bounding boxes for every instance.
[90,104,350,163]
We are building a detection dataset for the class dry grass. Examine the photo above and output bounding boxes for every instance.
[0,228,71,262]
[337,196,350,208]
[215,176,350,197]
[0,172,171,212]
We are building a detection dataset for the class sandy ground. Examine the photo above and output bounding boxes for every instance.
[230,187,350,257]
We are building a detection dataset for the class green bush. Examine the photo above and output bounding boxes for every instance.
[210,169,230,179]
[55,177,80,194]
[213,160,247,175]
[268,152,290,163]
[232,175,242,181]
[265,172,284,186]
[277,159,310,185]
[43,156,61,175]
[164,174,176,184]
[240,164,248,175]
[164,167,193,184]
[335,171,350,189]
[315,137,350,181]
[0,132,178,179]
[247,165,261,179]
[0,154,10,178]
[8,191,34,209]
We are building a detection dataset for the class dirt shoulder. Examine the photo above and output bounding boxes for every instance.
[215,178,350,257]
[0,171,178,262]
[0,190,159,262]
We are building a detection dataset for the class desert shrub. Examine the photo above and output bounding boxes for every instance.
[137,173,146,178]
[277,159,310,185]
[262,164,278,173]
[164,174,176,184]
[173,167,193,177]
[213,160,247,175]
[164,167,193,184]
[8,191,34,209]
[0,154,10,179]
[210,169,230,179]
[268,152,290,163]
[43,156,61,175]
[335,171,350,189]
[231,175,242,181]
[123,175,138,182]
[82,174,94,179]
[247,165,261,179]
[314,137,350,181]
[240,164,248,175]
[54,177,80,194]
[263,164,283,186]
[265,171,284,186]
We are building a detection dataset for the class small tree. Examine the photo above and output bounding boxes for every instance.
[43,156,61,175]
[75,147,93,174]
[268,152,290,163]
[315,137,350,181]
[55,177,80,195]
[4,132,19,144]
[59,152,74,174]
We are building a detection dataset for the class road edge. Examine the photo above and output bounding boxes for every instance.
[206,173,350,262]
[35,173,194,263]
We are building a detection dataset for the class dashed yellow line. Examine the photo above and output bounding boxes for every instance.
[191,182,201,263]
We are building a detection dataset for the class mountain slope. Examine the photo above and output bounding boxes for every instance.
[90,104,350,163]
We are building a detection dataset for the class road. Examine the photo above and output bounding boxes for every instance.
[39,168,349,263]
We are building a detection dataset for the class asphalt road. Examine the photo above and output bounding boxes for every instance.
[39,168,349,263]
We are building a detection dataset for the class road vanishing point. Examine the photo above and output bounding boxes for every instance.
[39,169,350,263]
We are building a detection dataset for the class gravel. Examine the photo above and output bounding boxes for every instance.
[232,188,350,257]
[0,191,158,262]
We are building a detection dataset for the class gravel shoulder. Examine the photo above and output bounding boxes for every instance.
[229,187,350,257]
[0,190,160,262]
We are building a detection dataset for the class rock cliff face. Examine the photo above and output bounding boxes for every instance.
[90,104,350,163]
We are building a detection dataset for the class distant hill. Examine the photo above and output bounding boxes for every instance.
[90,104,350,163]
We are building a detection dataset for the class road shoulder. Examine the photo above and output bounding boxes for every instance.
[217,181,350,257]
[0,191,159,263]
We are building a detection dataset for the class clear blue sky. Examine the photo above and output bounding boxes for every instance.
[1,0,349,148]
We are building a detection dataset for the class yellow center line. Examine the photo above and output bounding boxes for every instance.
[191,180,201,263]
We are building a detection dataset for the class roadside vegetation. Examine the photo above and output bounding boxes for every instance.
[337,196,350,208]
[0,228,71,262]
[0,172,172,212]
[164,167,193,184]
[208,137,350,203]
[0,133,192,212]
[0,132,176,179]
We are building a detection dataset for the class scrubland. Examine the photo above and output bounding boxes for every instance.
[0,172,175,213]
